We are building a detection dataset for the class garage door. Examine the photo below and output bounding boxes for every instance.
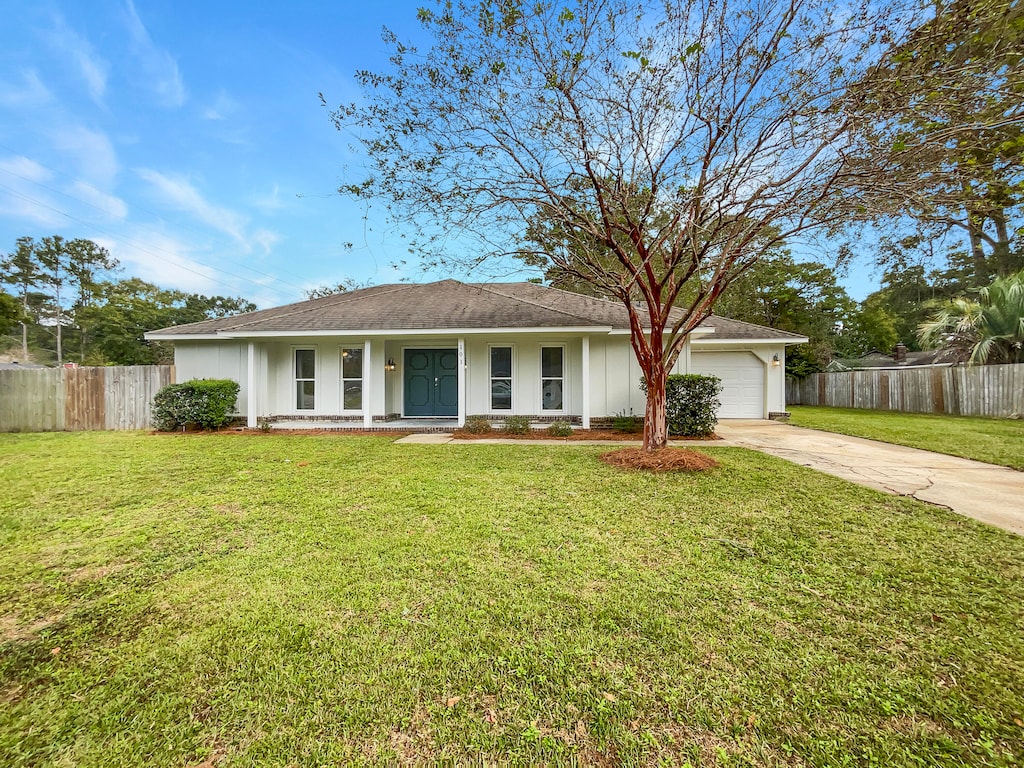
[691,351,765,419]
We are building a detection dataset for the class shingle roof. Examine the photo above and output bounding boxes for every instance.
[696,314,805,341]
[147,279,804,342]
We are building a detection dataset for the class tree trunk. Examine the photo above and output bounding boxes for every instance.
[991,209,1013,277]
[966,218,988,284]
[54,281,62,364]
[20,290,28,360]
[962,186,990,284]
[641,357,669,450]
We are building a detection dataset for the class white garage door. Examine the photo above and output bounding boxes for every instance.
[691,351,765,419]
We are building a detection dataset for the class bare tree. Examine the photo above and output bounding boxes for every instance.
[330,0,927,449]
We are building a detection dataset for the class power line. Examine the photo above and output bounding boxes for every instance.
[0,181,302,302]
[0,146,316,300]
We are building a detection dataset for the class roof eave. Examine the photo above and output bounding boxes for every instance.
[143,332,223,341]
[692,336,808,346]
[151,325,619,340]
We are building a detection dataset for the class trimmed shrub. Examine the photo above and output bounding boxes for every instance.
[547,420,573,437]
[611,411,643,433]
[665,374,722,437]
[463,415,493,434]
[152,379,240,431]
[502,415,531,435]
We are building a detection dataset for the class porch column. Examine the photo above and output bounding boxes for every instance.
[457,337,466,428]
[246,341,256,428]
[363,339,373,427]
[581,335,591,429]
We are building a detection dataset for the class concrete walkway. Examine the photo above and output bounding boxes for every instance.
[715,420,1024,536]
[398,421,1024,535]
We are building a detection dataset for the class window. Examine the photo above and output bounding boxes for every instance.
[490,346,512,410]
[341,347,363,410]
[294,349,316,410]
[541,346,563,410]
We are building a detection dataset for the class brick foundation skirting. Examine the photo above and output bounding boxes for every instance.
[469,414,583,425]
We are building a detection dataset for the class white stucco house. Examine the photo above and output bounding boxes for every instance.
[145,280,806,428]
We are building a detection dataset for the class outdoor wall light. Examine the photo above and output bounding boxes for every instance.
[772,354,780,366]
[385,358,397,371]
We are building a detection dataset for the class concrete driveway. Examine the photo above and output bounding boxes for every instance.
[715,420,1024,536]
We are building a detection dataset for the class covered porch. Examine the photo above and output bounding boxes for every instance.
[232,331,663,430]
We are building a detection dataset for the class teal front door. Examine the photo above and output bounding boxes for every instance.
[404,348,458,417]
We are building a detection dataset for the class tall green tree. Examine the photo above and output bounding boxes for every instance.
[712,254,857,375]
[0,290,21,341]
[0,237,42,359]
[77,279,255,365]
[6,237,119,363]
[918,269,1024,364]
[842,0,1024,284]
[847,295,901,355]
[331,0,927,449]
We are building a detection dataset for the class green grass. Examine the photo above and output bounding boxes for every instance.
[788,406,1024,470]
[1,432,1023,766]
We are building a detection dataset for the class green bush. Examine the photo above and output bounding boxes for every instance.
[502,415,531,435]
[463,415,493,434]
[152,379,240,431]
[611,410,643,433]
[664,374,722,436]
[547,420,573,437]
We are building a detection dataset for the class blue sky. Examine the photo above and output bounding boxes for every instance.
[0,0,879,309]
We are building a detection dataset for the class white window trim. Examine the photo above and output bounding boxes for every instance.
[539,344,567,414]
[488,343,515,412]
[339,345,364,413]
[292,346,318,414]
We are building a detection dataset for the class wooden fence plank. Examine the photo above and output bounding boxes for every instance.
[787,363,1024,418]
[1,365,174,432]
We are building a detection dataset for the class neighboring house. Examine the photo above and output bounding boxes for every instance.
[145,280,807,427]
[825,346,957,372]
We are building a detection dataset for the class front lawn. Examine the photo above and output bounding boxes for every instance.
[787,406,1024,470]
[1,432,1022,766]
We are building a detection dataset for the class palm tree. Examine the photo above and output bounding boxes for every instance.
[918,270,1024,364]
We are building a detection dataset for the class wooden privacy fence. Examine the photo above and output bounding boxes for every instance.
[786,363,1024,418]
[0,365,175,432]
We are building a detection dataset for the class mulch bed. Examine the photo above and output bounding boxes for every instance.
[600,447,721,472]
[156,428,420,437]
[451,429,721,441]
[158,427,723,443]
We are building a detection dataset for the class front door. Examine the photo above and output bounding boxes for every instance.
[404,348,458,416]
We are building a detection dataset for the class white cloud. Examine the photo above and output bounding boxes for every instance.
[68,180,128,220]
[136,168,263,249]
[0,69,53,109]
[123,0,187,108]
[202,90,239,121]
[48,15,108,105]
[0,190,64,229]
[0,156,52,184]
[50,125,119,185]
[0,154,125,229]
[252,228,280,255]
[99,230,220,294]
[0,157,63,227]
[254,183,286,212]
